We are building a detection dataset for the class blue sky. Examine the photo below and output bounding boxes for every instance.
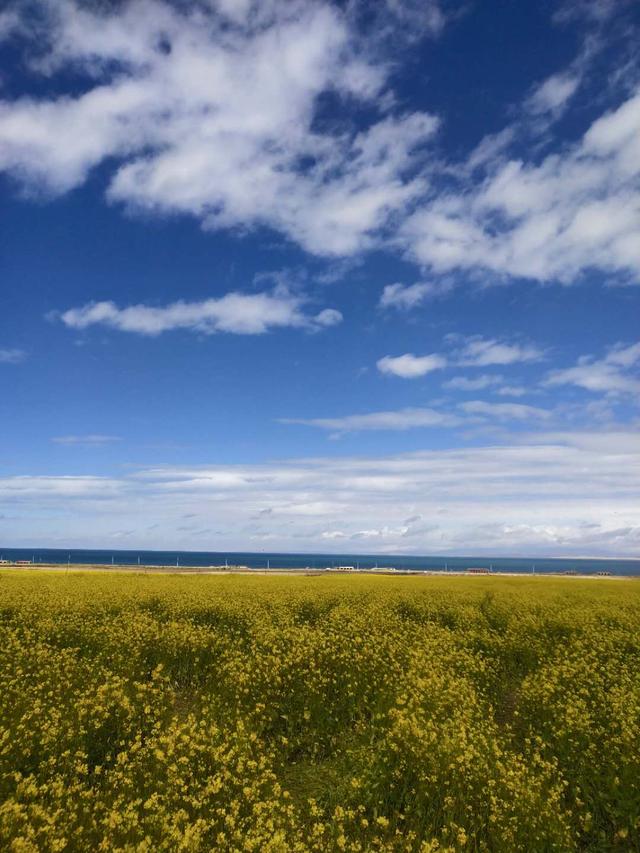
[0,0,639,556]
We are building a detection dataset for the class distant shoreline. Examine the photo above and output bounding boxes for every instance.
[1,563,637,579]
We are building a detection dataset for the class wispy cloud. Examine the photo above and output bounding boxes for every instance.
[57,291,342,336]
[0,9,20,39]
[459,400,552,421]
[443,374,504,391]
[376,337,542,382]
[455,336,544,367]
[444,374,529,398]
[279,395,559,433]
[0,475,122,498]
[280,407,460,433]
[0,348,26,364]
[3,431,638,555]
[377,352,447,378]
[51,435,122,446]
[553,0,623,25]
[355,0,451,41]
[496,385,528,398]
[379,281,442,310]
[546,341,640,395]
[524,71,581,116]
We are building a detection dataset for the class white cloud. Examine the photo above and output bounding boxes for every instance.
[459,400,552,421]
[546,340,640,395]
[372,338,544,386]
[443,373,503,391]
[0,0,439,257]
[58,290,341,336]
[496,385,528,398]
[0,9,20,39]
[379,281,437,310]
[377,352,447,378]
[525,71,580,116]
[444,374,530,396]
[1,0,637,289]
[553,0,622,24]
[547,363,640,395]
[51,435,122,446]
[350,525,410,539]
[280,395,556,432]
[455,336,544,366]
[280,406,460,432]
[3,431,639,555]
[403,89,640,283]
[517,429,640,455]
[0,475,122,498]
[372,0,448,39]
[314,308,343,327]
[465,128,515,173]
[0,348,25,364]
[605,341,640,368]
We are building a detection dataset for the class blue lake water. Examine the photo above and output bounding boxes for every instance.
[0,548,638,576]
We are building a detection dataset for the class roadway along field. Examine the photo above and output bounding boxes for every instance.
[0,572,638,851]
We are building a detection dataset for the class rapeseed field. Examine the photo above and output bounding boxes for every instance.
[0,571,638,851]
